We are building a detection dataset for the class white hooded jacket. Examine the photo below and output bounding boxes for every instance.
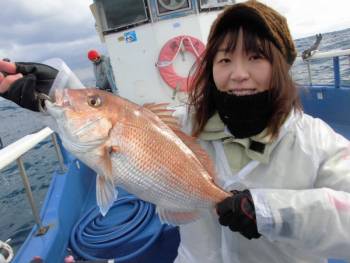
[173,108,350,263]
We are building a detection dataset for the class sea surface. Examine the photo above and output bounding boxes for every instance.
[1,28,350,254]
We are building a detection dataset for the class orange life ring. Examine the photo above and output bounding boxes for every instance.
[156,35,205,92]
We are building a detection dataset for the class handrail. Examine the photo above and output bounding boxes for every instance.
[295,48,350,62]
[0,127,53,170]
[294,48,350,87]
[0,127,65,236]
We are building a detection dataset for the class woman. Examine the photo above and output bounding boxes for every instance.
[174,1,350,262]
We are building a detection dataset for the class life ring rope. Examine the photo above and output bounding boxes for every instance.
[156,36,202,68]
[156,35,206,92]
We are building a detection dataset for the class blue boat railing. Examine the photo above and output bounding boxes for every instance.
[296,49,350,263]
[294,48,350,88]
[0,128,65,236]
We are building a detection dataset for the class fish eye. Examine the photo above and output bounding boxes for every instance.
[87,95,102,107]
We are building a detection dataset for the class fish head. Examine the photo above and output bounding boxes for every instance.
[45,88,117,147]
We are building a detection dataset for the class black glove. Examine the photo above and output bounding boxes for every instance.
[217,190,261,240]
[2,62,58,111]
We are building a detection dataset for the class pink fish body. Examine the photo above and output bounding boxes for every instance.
[46,88,230,225]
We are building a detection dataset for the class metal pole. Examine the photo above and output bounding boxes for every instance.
[50,133,66,172]
[333,56,340,88]
[306,61,312,86]
[16,158,41,226]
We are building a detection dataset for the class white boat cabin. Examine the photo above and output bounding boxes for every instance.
[90,0,235,105]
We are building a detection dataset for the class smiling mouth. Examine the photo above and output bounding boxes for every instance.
[227,89,259,96]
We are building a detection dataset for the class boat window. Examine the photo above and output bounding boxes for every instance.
[156,0,191,15]
[199,0,235,11]
[95,0,150,33]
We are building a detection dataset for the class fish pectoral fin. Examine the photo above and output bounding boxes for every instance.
[110,146,120,153]
[101,144,120,178]
[156,207,203,226]
[96,174,118,216]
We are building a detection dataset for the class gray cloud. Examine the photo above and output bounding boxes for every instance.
[0,0,107,85]
[3,0,349,85]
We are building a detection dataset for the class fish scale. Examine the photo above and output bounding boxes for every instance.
[112,151,204,209]
[121,138,205,206]
[115,124,217,208]
[126,128,217,207]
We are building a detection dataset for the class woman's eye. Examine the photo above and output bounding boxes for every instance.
[219,58,230,63]
[249,53,263,60]
[87,95,102,107]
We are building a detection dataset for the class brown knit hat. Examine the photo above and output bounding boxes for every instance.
[208,0,297,65]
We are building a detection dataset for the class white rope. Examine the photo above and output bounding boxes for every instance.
[0,240,13,263]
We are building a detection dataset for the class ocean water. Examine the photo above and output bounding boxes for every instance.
[0,105,58,252]
[1,28,350,254]
[292,28,350,86]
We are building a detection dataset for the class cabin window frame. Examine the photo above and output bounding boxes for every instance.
[149,0,197,22]
[95,0,151,34]
[155,0,192,16]
[198,0,235,12]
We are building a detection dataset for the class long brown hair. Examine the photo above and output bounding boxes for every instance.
[188,24,301,139]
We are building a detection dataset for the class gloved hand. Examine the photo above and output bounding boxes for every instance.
[1,62,58,111]
[216,190,261,240]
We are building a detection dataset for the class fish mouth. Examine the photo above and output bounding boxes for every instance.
[45,89,73,118]
[45,100,65,119]
[53,89,71,107]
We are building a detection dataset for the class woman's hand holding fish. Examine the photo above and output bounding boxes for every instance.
[0,60,58,111]
[216,190,261,240]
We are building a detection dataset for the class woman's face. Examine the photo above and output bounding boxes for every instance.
[212,28,272,96]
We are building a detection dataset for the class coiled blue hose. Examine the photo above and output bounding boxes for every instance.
[69,195,164,262]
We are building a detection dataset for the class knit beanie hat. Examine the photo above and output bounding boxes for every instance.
[208,0,297,65]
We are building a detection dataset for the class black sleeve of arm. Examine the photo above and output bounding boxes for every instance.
[1,62,58,112]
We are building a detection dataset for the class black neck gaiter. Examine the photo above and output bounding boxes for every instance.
[212,87,274,139]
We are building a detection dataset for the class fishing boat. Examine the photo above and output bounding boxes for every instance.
[0,0,349,262]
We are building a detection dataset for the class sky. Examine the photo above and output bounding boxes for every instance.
[257,0,350,39]
[1,0,350,85]
[0,0,100,85]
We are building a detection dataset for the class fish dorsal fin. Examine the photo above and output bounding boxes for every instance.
[143,103,181,130]
[173,129,216,180]
[143,103,215,178]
